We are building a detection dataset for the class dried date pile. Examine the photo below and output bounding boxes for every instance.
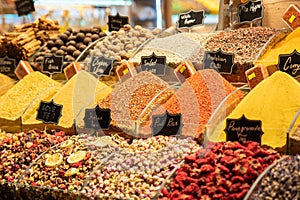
[250,155,300,200]
[159,141,281,200]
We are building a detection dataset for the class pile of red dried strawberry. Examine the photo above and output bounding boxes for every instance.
[159,141,282,200]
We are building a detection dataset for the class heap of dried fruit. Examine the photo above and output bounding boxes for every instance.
[17,135,118,200]
[159,141,281,200]
[250,155,300,200]
[0,129,66,199]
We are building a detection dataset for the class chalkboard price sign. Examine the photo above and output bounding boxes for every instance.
[225,114,264,144]
[84,106,111,130]
[140,53,166,76]
[108,13,129,32]
[238,0,264,23]
[277,49,300,78]
[36,100,63,124]
[151,111,183,136]
[176,9,205,29]
[15,0,35,16]
[0,56,16,76]
[89,56,114,77]
[203,48,234,74]
[42,54,63,74]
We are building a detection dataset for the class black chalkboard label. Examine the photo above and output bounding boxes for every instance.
[225,114,264,144]
[84,105,111,130]
[15,0,35,16]
[277,49,300,78]
[151,111,183,136]
[140,53,166,76]
[36,100,63,124]
[89,56,114,77]
[176,9,205,28]
[0,56,16,75]
[108,13,129,32]
[238,0,264,23]
[42,54,63,74]
[203,49,234,74]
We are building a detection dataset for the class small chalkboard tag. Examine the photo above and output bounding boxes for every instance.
[84,106,111,130]
[277,49,300,78]
[15,0,35,16]
[89,56,114,77]
[151,111,183,136]
[140,53,166,76]
[108,13,129,32]
[203,49,234,74]
[176,9,205,29]
[36,100,63,124]
[225,114,264,144]
[0,56,16,75]
[238,0,263,23]
[42,54,63,74]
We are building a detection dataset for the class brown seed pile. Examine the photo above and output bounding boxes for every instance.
[98,71,174,137]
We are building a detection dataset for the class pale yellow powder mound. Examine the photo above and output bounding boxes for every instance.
[23,71,112,129]
[0,73,15,96]
[209,71,300,149]
[0,72,61,120]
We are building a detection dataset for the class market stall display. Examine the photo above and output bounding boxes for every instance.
[209,71,300,150]
[147,69,244,139]
[255,26,300,82]
[197,27,277,84]
[158,141,281,200]
[22,70,112,134]
[0,72,62,133]
[246,155,300,199]
[82,136,201,200]
[0,129,66,200]
[0,15,60,62]
[81,24,162,85]
[30,26,106,72]
[98,71,175,138]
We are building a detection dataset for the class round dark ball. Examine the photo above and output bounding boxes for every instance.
[91,28,100,34]
[73,50,81,58]
[76,33,85,42]
[55,39,64,47]
[83,37,92,45]
[99,32,107,37]
[51,47,58,53]
[72,29,79,35]
[68,35,76,41]
[59,34,68,43]
[67,28,73,33]
[78,44,87,52]
[86,33,92,37]
[66,45,76,55]
[64,30,71,36]
[36,56,44,62]
[65,55,75,62]
[67,40,76,47]
[91,34,100,41]
[47,40,55,49]
[56,50,65,56]
[60,46,67,51]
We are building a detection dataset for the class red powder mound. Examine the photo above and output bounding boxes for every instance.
[161,69,244,139]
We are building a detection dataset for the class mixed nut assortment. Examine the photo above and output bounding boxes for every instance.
[159,141,281,200]
[250,155,300,200]
[31,26,106,70]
